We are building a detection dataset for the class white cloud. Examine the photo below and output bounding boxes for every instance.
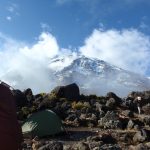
[0,32,60,93]
[5,3,20,21]
[7,6,15,13]
[139,22,149,30]
[79,28,150,75]
[6,16,12,21]
[6,3,19,13]
[1,27,150,95]
[40,23,51,32]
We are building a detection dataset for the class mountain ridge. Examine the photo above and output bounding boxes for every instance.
[48,54,150,96]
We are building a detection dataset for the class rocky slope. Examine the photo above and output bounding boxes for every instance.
[15,83,150,150]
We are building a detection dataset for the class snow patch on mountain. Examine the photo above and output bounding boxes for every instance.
[48,54,150,97]
[48,54,77,71]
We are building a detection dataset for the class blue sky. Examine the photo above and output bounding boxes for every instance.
[0,0,150,47]
[1,0,150,92]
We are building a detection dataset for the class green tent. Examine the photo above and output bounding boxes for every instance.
[22,110,63,137]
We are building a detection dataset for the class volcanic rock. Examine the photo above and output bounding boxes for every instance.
[51,83,80,100]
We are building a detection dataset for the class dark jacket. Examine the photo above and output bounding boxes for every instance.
[0,83,22,150]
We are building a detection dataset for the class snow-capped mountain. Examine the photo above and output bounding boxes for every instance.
[48,54,150,97]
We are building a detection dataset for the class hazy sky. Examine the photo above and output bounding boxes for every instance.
[0,0,150,92]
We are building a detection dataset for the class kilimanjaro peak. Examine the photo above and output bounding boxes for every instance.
[48,54,150,97]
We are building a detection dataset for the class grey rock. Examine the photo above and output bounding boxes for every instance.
[12,89,28,107]
[129,143,148,150]
[122,110,134,118]
[99,144,121,150]
[76,142,90,150]
[38,141,63,150]
[127,120,135,129]
[98,111,122,129]
[24,88,34,102]
[133,129,148,144]
[143,116,150,126]
[106,98,116,109]
[51,83,80,100]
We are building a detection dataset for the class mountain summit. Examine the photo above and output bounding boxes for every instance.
[48,55,150,96]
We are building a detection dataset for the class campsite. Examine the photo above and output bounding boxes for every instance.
[1,82,150,149]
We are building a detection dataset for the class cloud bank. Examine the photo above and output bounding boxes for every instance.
[0,32,59,93]
[0,28,150,94]
[80,28,150,75]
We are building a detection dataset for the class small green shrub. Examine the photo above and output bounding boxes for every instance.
[72,101,91,110]
[47,93,57,101]
[21,107,30,116]
[30,106,37,113]
[40,93,47,97]
[83,102,91,108]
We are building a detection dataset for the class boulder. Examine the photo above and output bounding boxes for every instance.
[98,111,122,129]
[38,98,52,111]
[12,89,28,108]
[38,141,63,150]
[79,113,98,127]
[98,110,105,119]
[143,117,150,126]
[134,125,140,130]
[119,117,129,129]
[32,140,44,150]
[88,141,103,150]
[142,104,150,115]
[51,83,80,100]
[145,142,150,148]
[66,113,78,122]
[34,94,45,106]
[95,102,102,112]
[24,88,34,102]
[134,119,144,127]
[129,143,148,150]
[119,133,133,144]
[122,110,134,118]
[101,133,116,144]
[133,129,148,144]
[99,144,121,150]
[51,86,64,97]
[87,136,102,142]
[135,144,149,150]
[76,142,90,150]
[106,92,121,105]
[61,101,71,111]
[106,98,116,109]
[127,120,135,130]
[127,119,144,130]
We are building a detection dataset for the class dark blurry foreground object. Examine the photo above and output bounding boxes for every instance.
[0,82,22,150]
